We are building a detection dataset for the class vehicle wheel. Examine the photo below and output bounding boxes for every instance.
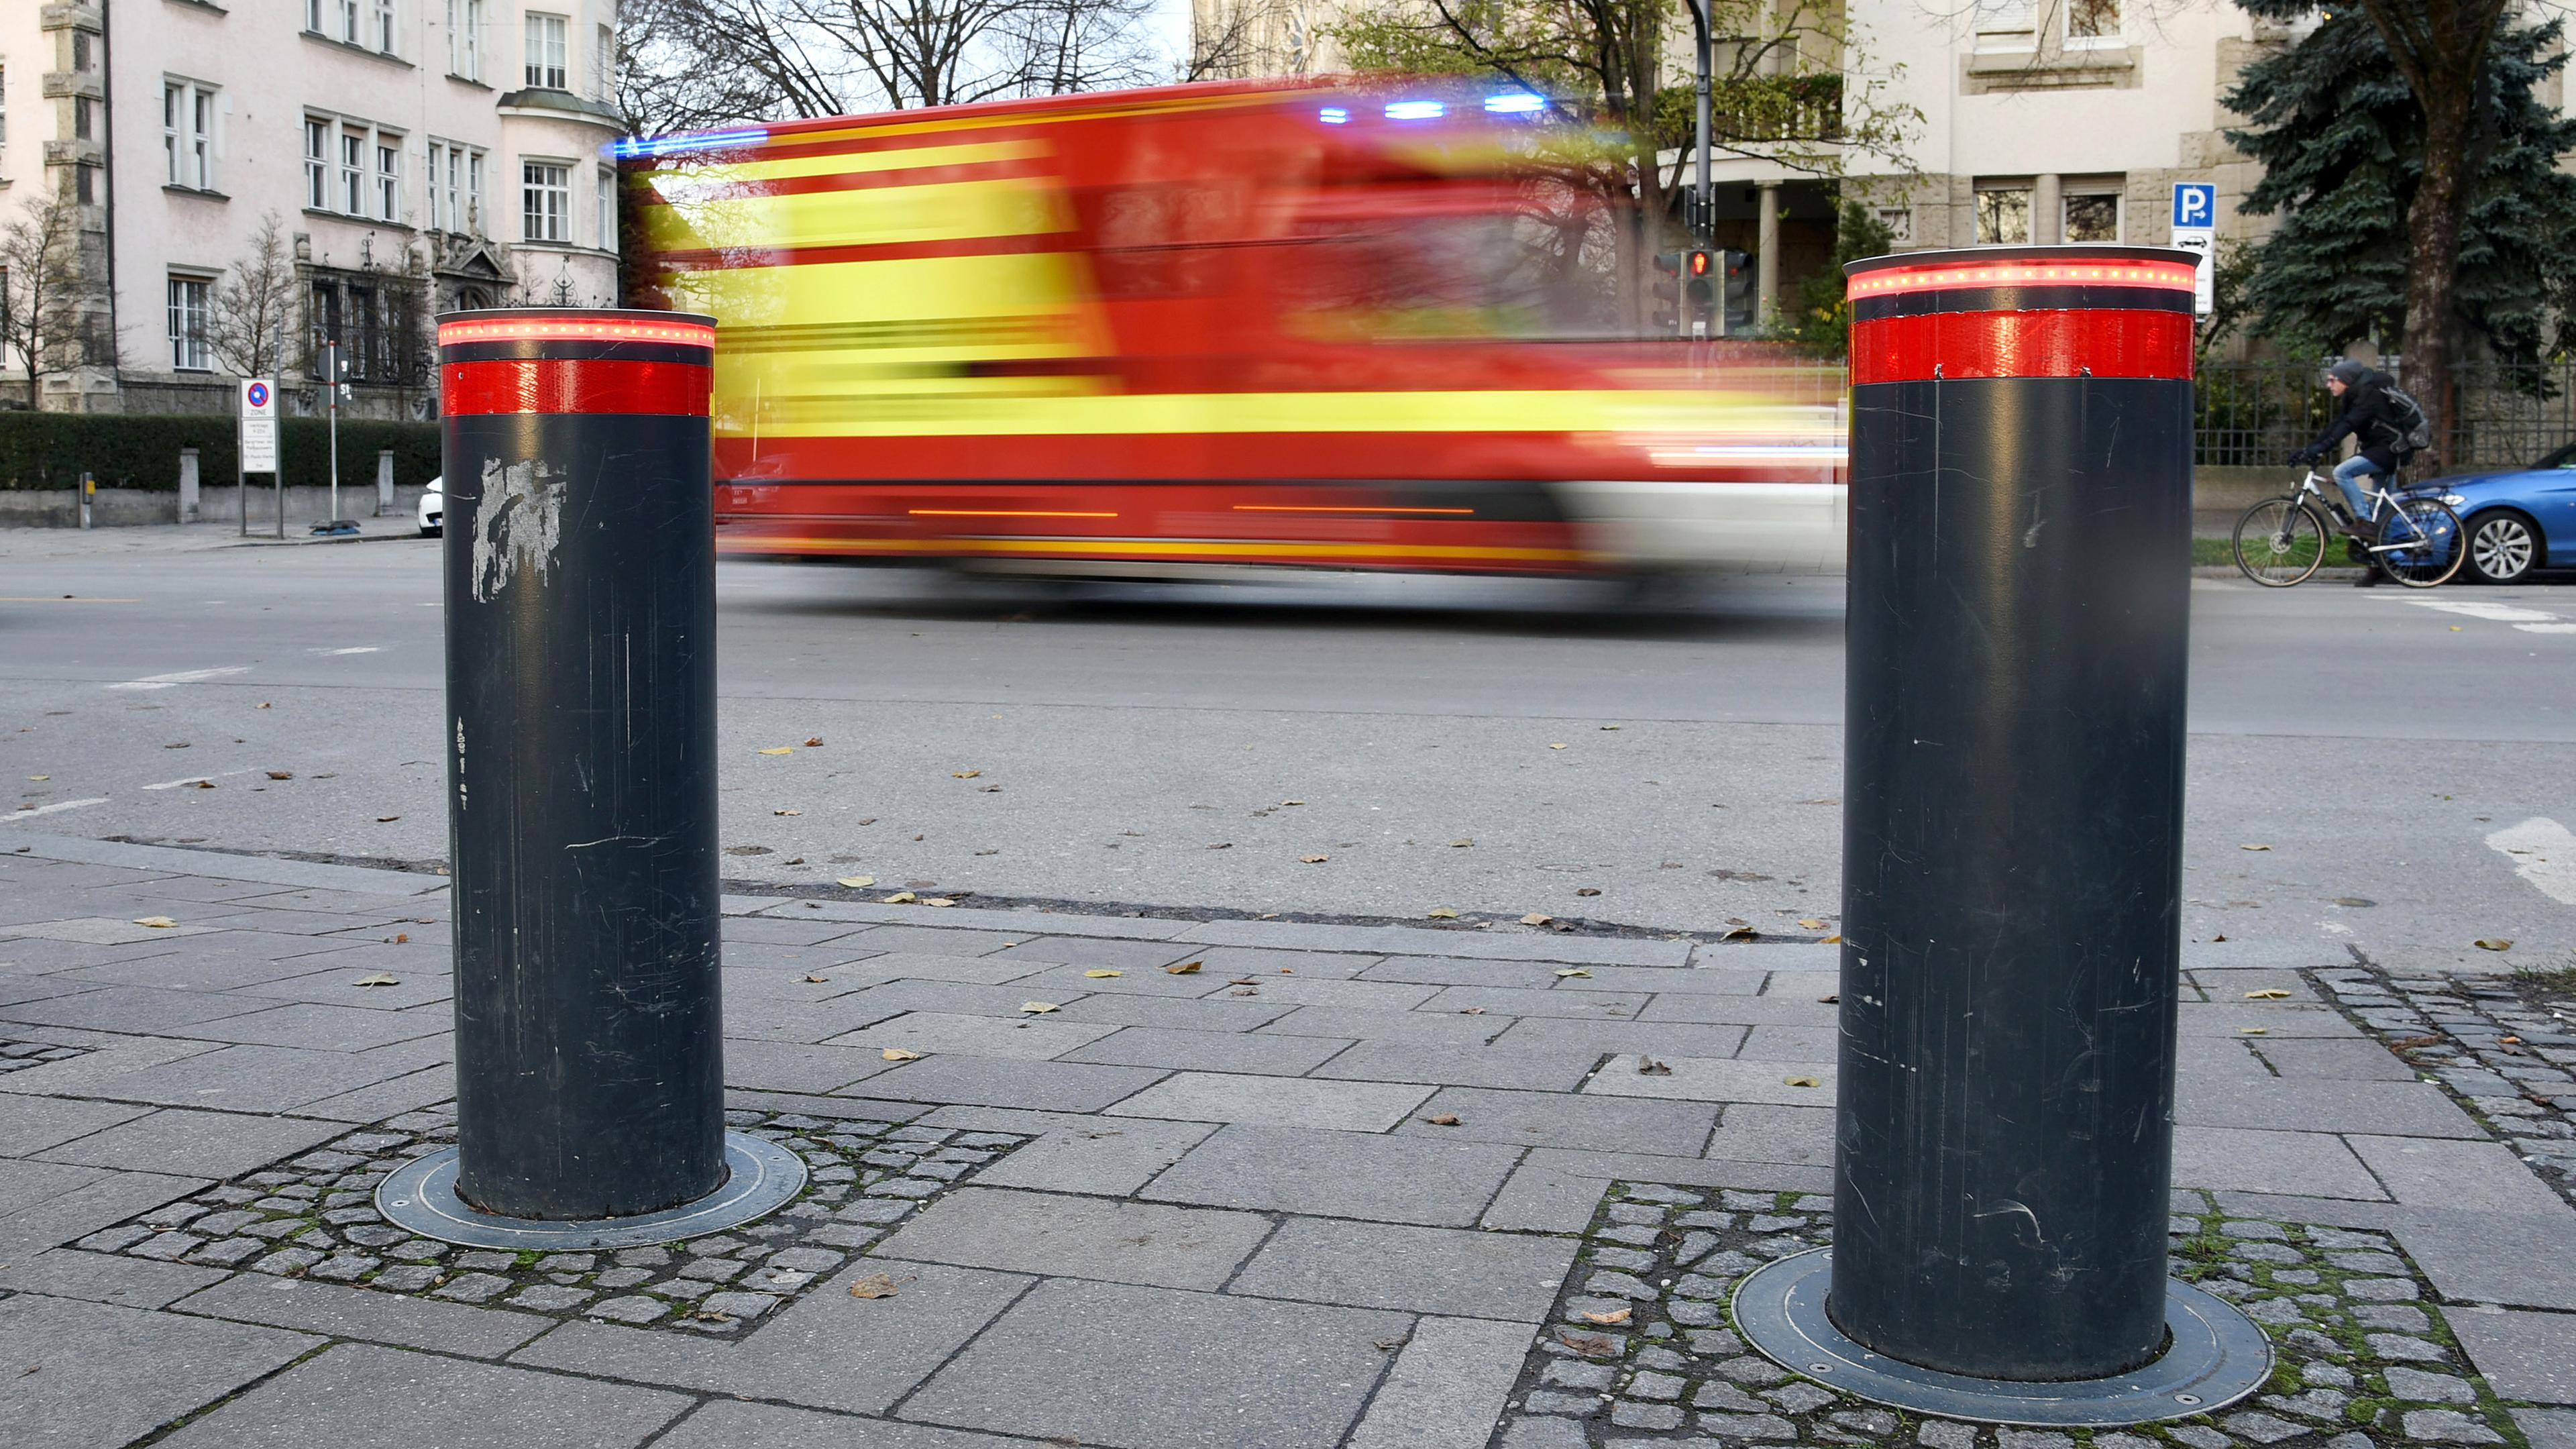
[2233,498,2328,586]
[2465,510,2542,584]
[419,525,441,538]
[2376,497,2467,588]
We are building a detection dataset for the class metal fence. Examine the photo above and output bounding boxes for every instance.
[2194,360,2576,472]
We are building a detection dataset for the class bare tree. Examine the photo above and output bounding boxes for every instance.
[205,213,301,380]
[994,0,1165,95]
[0,183,82,410]
[616,0,853,133]
[1180,0,1263,79]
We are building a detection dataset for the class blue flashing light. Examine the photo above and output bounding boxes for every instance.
[610,128,768,160]
[1484,93,1547,114]
[1383,99,1445,121]
[1320,106,1350,124]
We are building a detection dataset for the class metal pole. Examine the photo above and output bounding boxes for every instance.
[1690,0,1712,248]
[79,472,92,529]
[1833,245,2197,1379]
[237,405,248,537]
[327,339,341,528]
[438,307,725,1219]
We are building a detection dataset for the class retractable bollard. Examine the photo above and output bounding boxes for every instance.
[376,309,804,1249]
[1731,248,2269,1425]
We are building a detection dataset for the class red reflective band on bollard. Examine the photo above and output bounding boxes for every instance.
[1850,309,2195,384]
[441,358,714,417]
[435,316,716,349]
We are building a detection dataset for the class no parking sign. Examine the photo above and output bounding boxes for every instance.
[239,378,278,474]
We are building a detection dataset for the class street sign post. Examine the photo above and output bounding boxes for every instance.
[2170,183,2217,318]
[239,377,279,539]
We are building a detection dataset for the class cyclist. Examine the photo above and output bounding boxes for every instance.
[2289,360,2412,584]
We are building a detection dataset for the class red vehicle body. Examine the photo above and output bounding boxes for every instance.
[624,78,1845,576]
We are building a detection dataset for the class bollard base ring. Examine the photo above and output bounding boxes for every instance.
[1730,1248,2273,1428]
[374,1130,808,1250]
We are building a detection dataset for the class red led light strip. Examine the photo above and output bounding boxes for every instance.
[441,358,712,416]
[437,318,716,348]
[1848,260,2198,299]
[1851,310,2194,384]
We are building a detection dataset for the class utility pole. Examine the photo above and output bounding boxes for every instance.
[1686,0,1717,335]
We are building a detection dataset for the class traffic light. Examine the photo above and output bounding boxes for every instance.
[1721,250,1754,333]
[1652,252,1682,333]
[1684,249,1717,334]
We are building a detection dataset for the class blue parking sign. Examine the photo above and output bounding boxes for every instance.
[2172,183,2216,229]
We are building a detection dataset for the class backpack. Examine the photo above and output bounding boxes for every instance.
[2379,384,2435,455]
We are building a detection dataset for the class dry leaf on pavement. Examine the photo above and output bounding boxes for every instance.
[1299,854,1328,863]
[837,875,876,888]
[376,814,399,822]
[1637,1057,1672,1075]
[2244,989,2290,1000]
[2239,843,2271,851]
[1797,918,1827,930]
[1548,743,1568,750]
[1582,1307,1632,1325]
[1721,926,1758,941]
[1084,969,1124,979]
[131,916,176,928]
[354,973,400,987]
[1817,994,1839,1005]
[1424,1114,1460,1126]
[2239,1027,2268,1035]
[1459,1007,1487,1015]
[1555,968,1591,979]
[265,770,292,780]
[1558,1331,1615,1356]
[2475,938,2514,951]
[883,891,918,904]
[774,808,802,816]
[924,898,956,908]
[1281,799,1305,806]
[1427,907,1460,919]
[953,769,981,778]
[1821,934,1843,945]
[1521,913,1553,926]
[1575,888,1601,897]
[847,1273,900,1299]
[1783,1075,1821,1088]
[1021,1002,1059,1014]
[804,737,824,747]
[1167,961,1203,974]
[804,974,830,984]
[1448,839,1473,848]
[758,747,794,755]
[880,1049,922,1061]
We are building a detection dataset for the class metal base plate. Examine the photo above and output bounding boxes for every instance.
[374,1130,808,1250]
[1731,1248,2274,1428]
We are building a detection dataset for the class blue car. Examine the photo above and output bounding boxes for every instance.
[2438,445,2576,583]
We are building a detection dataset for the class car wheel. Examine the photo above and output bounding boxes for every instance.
[2465,510,2541,584]
[420,525,441,538]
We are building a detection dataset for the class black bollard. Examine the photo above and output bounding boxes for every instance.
[438,309,725,1221]
[1831,248,2198,1380]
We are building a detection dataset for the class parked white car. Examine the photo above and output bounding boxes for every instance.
[419,477,443,537]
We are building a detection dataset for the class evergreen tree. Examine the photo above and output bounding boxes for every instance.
[2224,5,2576,365]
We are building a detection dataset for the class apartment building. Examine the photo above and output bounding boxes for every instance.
[0,0,623,417]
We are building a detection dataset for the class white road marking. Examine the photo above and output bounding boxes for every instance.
[307,647,380,655]
[105,665,250,691]
[142,768,260,791]
[2390,598,2561,623]
[8,797,109,818]
[2516,623,2576,635]
[2487,817,2576,906]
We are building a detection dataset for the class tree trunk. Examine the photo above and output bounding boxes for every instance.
[2403,79,2474,453]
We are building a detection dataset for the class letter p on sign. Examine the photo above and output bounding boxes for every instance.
[2171,184,2215,230]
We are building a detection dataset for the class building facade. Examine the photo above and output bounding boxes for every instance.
[0,0,623,417]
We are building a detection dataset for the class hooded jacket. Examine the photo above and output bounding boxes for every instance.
[2307,363,2410,472]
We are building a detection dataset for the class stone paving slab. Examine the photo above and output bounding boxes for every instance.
[1584,1053,1835,1106]
[1346,1315,1534,1449]
[31,1108,349,1180]
[2451,1308,2576,1403]
[0,831,445,896]
[857,1053,1169,1112]
[0,1292,322,1449]
[1106,1069,1434,1131]
[898,1277,1411,1449]
[653,1399,1034,1448]
[1308,1041,1602,1093]
[963,1118,1216,1196]
[1174,918,1694,967]
[173,1273,555,1358]
[1393,1087,1719,1157]
[1228,1217,1578,1321]
[2349,1134,2573,1215]
[0,1096,155,1158]
[0,1248,230,1309]
[1138,1123,1522,1226]
[2172,1125,2389,1199]
[158,1342,690,1448]
[821,1010,1119,1061]
[1061,1024,1358,1076]
[873,1185,1272,1290]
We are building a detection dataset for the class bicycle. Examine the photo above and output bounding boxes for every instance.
[2231,470,2466,588]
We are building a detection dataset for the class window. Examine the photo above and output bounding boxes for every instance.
[594,22,614,97]
[447,0,485,78]
[339,0,362,43]
[307,0,323,31]
[2063,192,2122,241]
[1971,0,2035,51]
[341,129,366,214]
[596,170,614,250]
[376,138,402,221]
[468,150,487,233]
[164,82,217,191]
[376,0,398,52]
[168,277,211,371]
[75,163,96,205]
[305,117,330,208]
[2067,0,2121,45]
[525,13,568,89]
[1976,186,2033,245]
[75,96,93,141]
[523,160,570,241]
[1877,208,1914,244]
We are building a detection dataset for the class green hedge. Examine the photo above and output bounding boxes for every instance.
[0,412,443,492]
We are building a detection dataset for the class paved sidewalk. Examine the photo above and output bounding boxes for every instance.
[3,833,2572,1448]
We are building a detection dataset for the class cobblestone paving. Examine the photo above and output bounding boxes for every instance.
[1496,1184,2532,1448]
[73,1106,1026,1333]
[0,1037,91,1073]
[2314,962,2576,1208]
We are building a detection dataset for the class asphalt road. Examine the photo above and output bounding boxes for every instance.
[3,525,2571,971]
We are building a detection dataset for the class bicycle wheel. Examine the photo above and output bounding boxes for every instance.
[2374,497,2466,588]
[2233,497,2328,586]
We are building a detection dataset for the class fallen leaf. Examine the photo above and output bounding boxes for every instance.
[1783,1075,1821,1088]
[2475,938,2514,951]
[2240,1027,2268,1036]
[1821,934,1843,945]
[953,769,981,778]
[1281,799,1305,806]
[257,702,271,708]
[837,875,876,889]
[1082,969,1124,979]
[1637,1057,1672,1075]
[1459,1006,1487,1015]
[1548,743,1568,750]
[1207,842,1232,850]
[25,775,46,781]
[1558,1331,1615,1356]
[1448,839,1474,849]
[392,932,408,944]
[847,1273,900,1299]
[879,1048,922,1061]
[1521,913,1554,926]
[1818,994,1839,1004]
[1797,918,1828,930]
[195,781,217,790]
[1555,968,1591,979]
[1599,724,1621,731]
[2392,1034,2442,1050]
[1575,888,1601,897]
[883,891,918,904]
[1427,907,1460,919]
[2239,843,2271,851]
[1424,1113,1461,1126]
[1167,961,1203,974]
[165,742,190,749]
[1721,926,1759,941]
[758,747,794,755]
[131,916,177,928]
[1582,1307,1633,1325]
[354,973,400,987]
[804,737,824,747]
[265,770,292,780]
[924,898,957,908]
[1021,1002,1059,1014]
[376,814,399,822]
[1299,854,1328,863]
[2244,989,2291,1000]
[774,808,803,816]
